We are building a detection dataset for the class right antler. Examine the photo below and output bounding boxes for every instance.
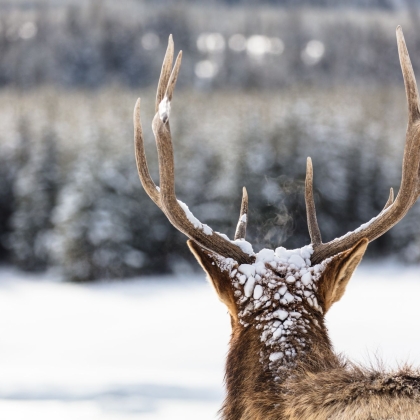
[307,26,420,264]
[134,36,253,264]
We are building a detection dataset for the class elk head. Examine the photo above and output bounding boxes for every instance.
[134,26,420,416]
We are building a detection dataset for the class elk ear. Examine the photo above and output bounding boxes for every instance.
[187,240,238,322]
[318,238,368,314]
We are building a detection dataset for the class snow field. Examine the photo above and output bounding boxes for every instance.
[0,262,419,418]
[0,269,228,419]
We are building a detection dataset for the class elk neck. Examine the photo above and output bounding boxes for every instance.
[215,244,339,400]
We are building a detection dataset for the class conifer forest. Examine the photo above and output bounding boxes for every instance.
[1,0,420,281]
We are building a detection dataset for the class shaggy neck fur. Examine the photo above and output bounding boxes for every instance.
[223,321,339,420]
[188,238,420,420]
[215,245,331,379]
[214,245,338,418]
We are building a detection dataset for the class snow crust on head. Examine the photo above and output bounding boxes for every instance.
[215,244,328,378]
[178,200,212,235]
[158,96,171,123]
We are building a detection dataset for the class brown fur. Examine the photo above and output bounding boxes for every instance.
[188,239,420,419]
[284,364,420,420]
[318,238,368,313]
[188,240,238,324]
[135,27,420,419]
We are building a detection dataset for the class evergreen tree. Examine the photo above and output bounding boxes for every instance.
[51,135,174,282]
[9,129,60,271]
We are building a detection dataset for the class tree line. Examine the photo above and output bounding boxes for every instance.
[0,3,418,89]
[0,87,417,281]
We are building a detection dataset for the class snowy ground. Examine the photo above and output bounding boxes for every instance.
[0,262,420,419]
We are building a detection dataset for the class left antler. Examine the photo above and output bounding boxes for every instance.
[306,26,420,264]
[134,35,253,264]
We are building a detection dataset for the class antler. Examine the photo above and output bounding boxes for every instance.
[234,187,248,240]
[134,36,253,264]
[307,26,420,264]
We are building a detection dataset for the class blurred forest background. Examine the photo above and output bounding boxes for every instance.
[0,0,420,281]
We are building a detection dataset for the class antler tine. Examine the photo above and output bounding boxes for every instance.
[149,40,252,264]
[310,26,420,264]
[164,50,182,102]
[234,187,249,240]
[154,50,182,200]
[155,35,174,113]
[397,26,420,123]
[382,187,394,211]
[133,36,176,208]
[134,98,161,207]
[305,157,322,246]
[158,51,182,125]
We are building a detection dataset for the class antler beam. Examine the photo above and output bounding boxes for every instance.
[305,157,322,246]
[310,26,420,264]
[134,36,253,264]
[234,187,249,240]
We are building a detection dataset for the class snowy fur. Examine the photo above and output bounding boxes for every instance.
[215,243,328,377]
[187,238,420,420]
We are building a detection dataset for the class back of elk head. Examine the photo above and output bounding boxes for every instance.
[134,27,420,343]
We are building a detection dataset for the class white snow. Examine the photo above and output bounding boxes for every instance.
[158,96,171,122]
[240,214,247,223]
[178,200,202,229]
[1,263,420,419]
[216,232,230,241]
[216,243,327,374]
[301,272,312,286]
[283,292,294,303]
[326,262,420,368]
[273,309,289,321]
[178,200,213,236]
[244,276,256,297]
[334,208,390,242]
[231,239,254,256]
[238,274,247,285]
[253,284,263,300]
[202,224,213,235]
[269,352,284,362]
[0,268,228,420]
[288,254,305,268]
[238,264,256,277]
[278,285,287,296]
[256,248,275,262]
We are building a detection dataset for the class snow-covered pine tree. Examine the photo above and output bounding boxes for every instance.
[9,128,60,271]
[50,132,174,282]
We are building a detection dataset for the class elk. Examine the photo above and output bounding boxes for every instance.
[134,27,420,419]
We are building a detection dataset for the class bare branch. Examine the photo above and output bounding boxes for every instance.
[234,187,249,240]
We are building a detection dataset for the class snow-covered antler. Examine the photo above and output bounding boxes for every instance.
[134,28,420,419]
[234,187,248,241]
[306,26,420,264]
[134,35,252,264]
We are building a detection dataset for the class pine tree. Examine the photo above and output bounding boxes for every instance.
[9,129,60,271]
